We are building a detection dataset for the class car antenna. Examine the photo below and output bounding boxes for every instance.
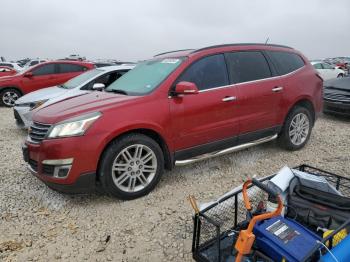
[265,37,270,44]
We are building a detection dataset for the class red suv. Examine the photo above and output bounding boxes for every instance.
[23,43,323,199]
[0,61,95,106]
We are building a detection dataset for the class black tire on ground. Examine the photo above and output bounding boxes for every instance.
[278,106,313,151]
[99,133,164,200]
[0,88,21,107]
[337,74,344,78]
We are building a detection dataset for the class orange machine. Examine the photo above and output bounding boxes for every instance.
[234,179,283,262]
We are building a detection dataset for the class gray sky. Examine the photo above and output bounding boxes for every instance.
[1,0,349,62]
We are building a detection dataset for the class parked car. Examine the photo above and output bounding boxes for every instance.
[64,54,86,61]
[0,66,17,77]
[0,62,23,71]
[0,60,95,107]
[323,77,350,116]
[14,65,134,128]
[23,59,47,68]
[23,43,322,199]
[311,61,346,80]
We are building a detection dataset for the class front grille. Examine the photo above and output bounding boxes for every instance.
[29,122,51,143]
[324,89,350,103]
[28,159,38,172]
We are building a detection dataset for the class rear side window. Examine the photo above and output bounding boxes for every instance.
[177,54,229,90]
[267,51,305,75]
[225,51,271,83]
[58,63,87,73]
[32,64,56,76]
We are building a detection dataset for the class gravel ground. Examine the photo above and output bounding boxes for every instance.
[0,107,349,261]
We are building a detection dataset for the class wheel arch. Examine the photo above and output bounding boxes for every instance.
[96,128,173,182]
[0,86,23,96]
[284,98,316,127]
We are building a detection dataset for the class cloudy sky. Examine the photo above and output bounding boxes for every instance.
[1,0,349,62]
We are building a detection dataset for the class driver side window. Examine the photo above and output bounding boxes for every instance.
[176,54,229,91]
[32,64,56,76]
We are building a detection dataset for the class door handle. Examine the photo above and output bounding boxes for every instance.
[222,96,237,102]
[272,86,283,92]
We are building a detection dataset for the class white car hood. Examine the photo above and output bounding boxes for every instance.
[16,86,68,104]
[40,89,91,108]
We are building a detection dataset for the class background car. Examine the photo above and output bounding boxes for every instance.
[0,60,95,107]
[23,59,47,68]
[14,64,134,128]
[0,66,17,77]
[0,62,23,71]
[323,77,350,116]
[311,61,346,80]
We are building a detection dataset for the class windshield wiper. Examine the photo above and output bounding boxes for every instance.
[106,89,128,95]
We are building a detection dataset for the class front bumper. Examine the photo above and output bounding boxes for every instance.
[323,99,350,117]
[13,106,33,129]
[22,135,103,193]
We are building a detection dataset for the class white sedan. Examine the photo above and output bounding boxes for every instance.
[14,65,134,128]
[311,61,346,81]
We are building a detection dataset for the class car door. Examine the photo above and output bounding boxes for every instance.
[169,54,239,158]
[55,63,88,85]
[225,51,283,142]
[21,63,57,93]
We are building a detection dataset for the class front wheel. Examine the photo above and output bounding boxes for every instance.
[337,73,344,78]
[278,106,312,151]
[99,133,164,200]
[0,88,21,107]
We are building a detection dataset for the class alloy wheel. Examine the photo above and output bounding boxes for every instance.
[111,144,157,193]
[288,113,310,146]
[2,91,19,106]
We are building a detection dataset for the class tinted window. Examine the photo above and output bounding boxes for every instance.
[30,61,39,66]
[177,54,229,90]
[32,64,56,76]
[58,63,86,73]
[225,51,271,83]
[267,51,305,75]
[313,63,322,69]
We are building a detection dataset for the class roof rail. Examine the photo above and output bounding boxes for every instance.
[154,49,195,57]
[191,43,293,54]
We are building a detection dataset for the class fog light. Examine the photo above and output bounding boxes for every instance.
[42,159,73,179]
[57,166,70,178]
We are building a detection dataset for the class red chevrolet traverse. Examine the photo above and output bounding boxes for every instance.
[0,61,95,106]
[23,43,323,199]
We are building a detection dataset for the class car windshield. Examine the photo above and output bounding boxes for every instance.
[59,69,103,89]
[105,57,185,95]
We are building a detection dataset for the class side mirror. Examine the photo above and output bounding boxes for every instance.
[174,81,199,95]
[24,72,33,78]
[92,83,105,91]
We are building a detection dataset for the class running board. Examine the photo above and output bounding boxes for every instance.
[175,134,278,166]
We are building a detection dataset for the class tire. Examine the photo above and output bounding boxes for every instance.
[278,106,313,151]
[337,74,344,78]
[99,133,164,200]
[0,88,21,107]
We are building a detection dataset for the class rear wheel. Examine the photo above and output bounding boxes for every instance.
[99,133,164,200]
[278,106,312,150]
[0,88,21,107]
[337,73,344,78]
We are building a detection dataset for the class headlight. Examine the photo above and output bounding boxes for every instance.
[47,112,102,138]
[31,99,48,111]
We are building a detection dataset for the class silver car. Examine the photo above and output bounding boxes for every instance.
[14,65,134,128]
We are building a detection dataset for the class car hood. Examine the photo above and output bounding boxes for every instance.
[33,91,137,124]
[39,89,90,108]
[324,78,350,92]
[16,86,67,104]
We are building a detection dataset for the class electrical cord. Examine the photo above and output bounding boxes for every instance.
[317,240,339,262]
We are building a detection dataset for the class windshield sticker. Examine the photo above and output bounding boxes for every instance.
[161,59,180,64]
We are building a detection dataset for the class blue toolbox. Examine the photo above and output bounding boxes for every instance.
[253,216,321,262]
